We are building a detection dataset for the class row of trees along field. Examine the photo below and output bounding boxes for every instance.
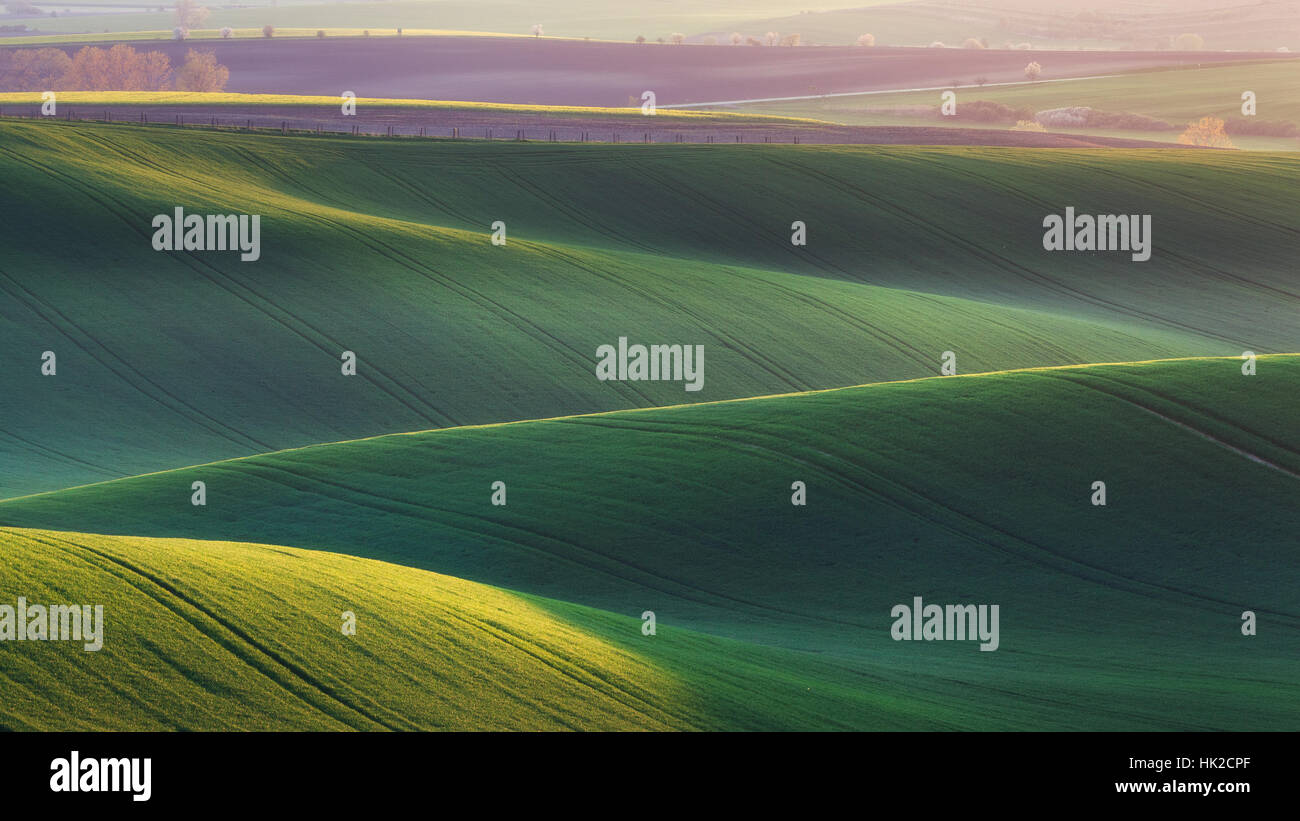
[0,45,228,91]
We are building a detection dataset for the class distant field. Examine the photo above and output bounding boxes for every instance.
[741,0,1300,50]
[2,36,1289,107]
[1,0,876,42]
[0,28,539,46]
[727,59,1300,150]
[8,0,1299,50]
[4,356,1298,729]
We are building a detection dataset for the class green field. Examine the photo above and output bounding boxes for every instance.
[2,526,939,730]
[738,1,1300,50]
[3,0,876,42]
[9,0,1298,50]
[0,112,1296,730]
[3,119,1297,498]
[727,60,1300,151]
[3,356,1298,730]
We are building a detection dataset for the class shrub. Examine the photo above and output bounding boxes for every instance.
[1178,116,1235,148]
[1033,106,1174,131]
[946,100,1033,123]
[1034,106,1090,127]
[1024,60,1042,80]
[316,29,325,38]
[1173,33,1204,50]
[729,32,742,45]
[219,26,232,39]
[262,24,274,38]
[928,41,946,48]
[856,33,875,47]
[172,27,187,40]
[634,35,644,44]
[961,38,984,49]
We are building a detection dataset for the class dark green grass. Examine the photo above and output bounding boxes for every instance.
[5,356,1298,729]
[2,526,961,731]
[3,120,1295,496]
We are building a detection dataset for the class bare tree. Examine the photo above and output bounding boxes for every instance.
[172,0,208,33]
[173,48,228,91]
[8,47,71,90]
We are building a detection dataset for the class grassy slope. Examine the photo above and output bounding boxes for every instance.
[0,526,941,730]
[6,120,1294,496]
[5,357,1298,729]
[732,61,1300,150]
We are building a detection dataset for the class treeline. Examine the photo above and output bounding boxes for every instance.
[0,45,229,92]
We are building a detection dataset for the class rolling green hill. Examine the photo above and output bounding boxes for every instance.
[0,526,948,730]
[2,119,1295,498]
[4,357,1298,730]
